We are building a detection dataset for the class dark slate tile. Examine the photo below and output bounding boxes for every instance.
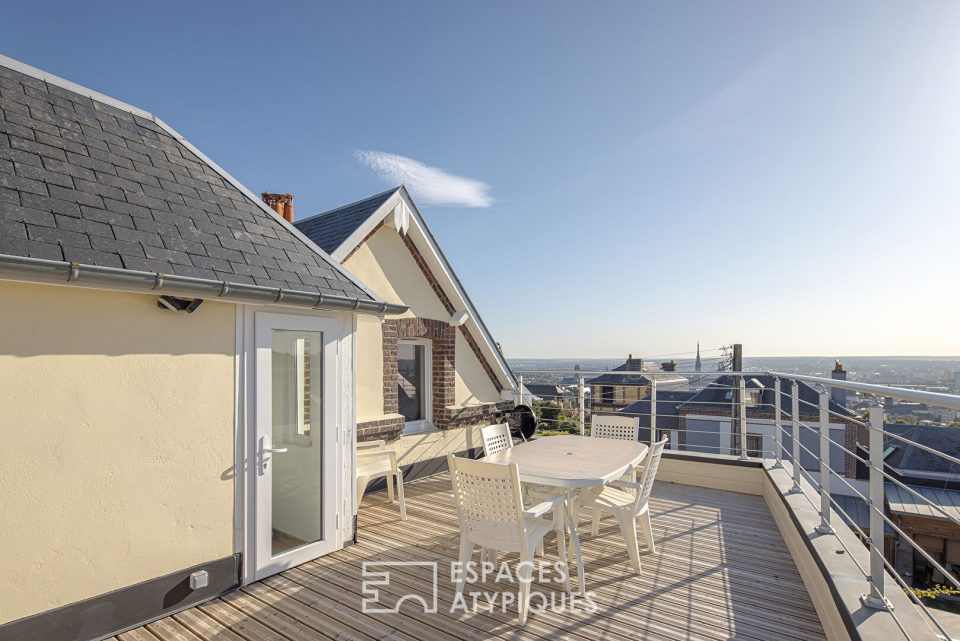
[213,270,254,285]
[35,130,86,155]
[90,235,143,257]
[102,197,151,219]
[0,219,27,239]
[0,172,48,197]
[62,245,124,268]
[0,119,36,140]
[203,244,244,263]
[228,261,268,278]
[169,264,217,280]
[49,185,103,208]
[26,224,90,248]
[66,151,117,176]
[133,217,179,238]
[72,177,125,202]
[15,161,74,189]
[124,191,170,212]
[20,192,81,217]
[162,236,206,256]
[114,226,163,247]
[116,165,160,188]
[0,185,17,203]
[41,156,95,182]
[120,256,173,273]
[55,214,113,238]
[190,254,230,271]
[0,201,55,227]
[9,134,67,161]
[80,205,133,229]
[0,237,62,260]
[143,244,192,266]
[220,236,255,253]
[0,144,43,167]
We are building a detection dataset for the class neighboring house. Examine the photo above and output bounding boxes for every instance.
[586,354,689,413]
[855,424,960,586]
[614,390,699,446]
[676,375,861,476]
[295,186,517,472]
[0,56,406,638]
[524,382,573,407]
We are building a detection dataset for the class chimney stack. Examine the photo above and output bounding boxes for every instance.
[661,360,677,372]
[831,359,848,408]
[261,192,294,223]
[624,354,644,372]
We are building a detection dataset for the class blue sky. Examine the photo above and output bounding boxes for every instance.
[6,2,959,357]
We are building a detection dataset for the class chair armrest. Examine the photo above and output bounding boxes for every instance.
[357,448,399,472]
[523,494,565,519]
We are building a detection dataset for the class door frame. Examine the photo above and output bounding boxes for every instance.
[235,304,356,585]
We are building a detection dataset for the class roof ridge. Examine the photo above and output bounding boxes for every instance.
[296,186,401,225]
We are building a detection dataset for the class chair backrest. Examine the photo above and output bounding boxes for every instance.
[632,437,668,515]
[447,454,526,551]
[591,414,640,441]
[480,423,513,457]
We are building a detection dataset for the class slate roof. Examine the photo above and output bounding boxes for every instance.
[0,60,374,302]
[677,374,856,419]
[882,424,960,478]
[294,188,398,254]
[619,390,698,442]
[586,362,688,387]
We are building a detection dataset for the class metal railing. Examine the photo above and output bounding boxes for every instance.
[514,366,960,640]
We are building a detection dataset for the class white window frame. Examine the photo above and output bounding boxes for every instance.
[398,338,433,435]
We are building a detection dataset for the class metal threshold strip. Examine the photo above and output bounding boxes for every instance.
[0,254,407,315]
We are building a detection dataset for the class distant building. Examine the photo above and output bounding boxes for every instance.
[615,390,699,446]
[675,375,860,476]
[831,359,848,408]
[586,355,689,413]
[856,424,960,587]
[523,383,574,408]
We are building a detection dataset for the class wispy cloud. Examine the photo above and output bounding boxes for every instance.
[355,151,493,208]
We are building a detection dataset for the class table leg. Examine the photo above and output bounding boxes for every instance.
[564,491,585,594]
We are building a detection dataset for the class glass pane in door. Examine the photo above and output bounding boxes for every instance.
[271,329,324,555]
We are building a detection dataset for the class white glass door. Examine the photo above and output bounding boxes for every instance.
[253,313,342,580]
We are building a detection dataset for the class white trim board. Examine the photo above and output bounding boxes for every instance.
[314,186,518,392]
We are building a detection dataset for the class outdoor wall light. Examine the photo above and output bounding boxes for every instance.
[157,296,204,314]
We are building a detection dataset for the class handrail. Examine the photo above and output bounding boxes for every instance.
[516,365,960,625]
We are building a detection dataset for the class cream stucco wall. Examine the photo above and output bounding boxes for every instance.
[343,226,447,320]
[355,314,385,422]
[454,330,500,406]
[344,225,503,429]
[0,281,236,623]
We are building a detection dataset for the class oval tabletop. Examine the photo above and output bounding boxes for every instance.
[485,435,648,488]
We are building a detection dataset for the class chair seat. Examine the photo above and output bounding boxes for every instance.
[357,459,393,477]
[593,486,637,510]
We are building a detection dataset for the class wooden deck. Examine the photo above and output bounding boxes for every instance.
[117,474,826,641]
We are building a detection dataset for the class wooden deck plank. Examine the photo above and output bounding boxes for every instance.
[130,473,826,641]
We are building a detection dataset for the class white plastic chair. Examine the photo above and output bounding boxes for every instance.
[591,414,641,441]
[356,440,406,520]
[586,437,667,573]
[480,423,513,457]
[447,454,569,625]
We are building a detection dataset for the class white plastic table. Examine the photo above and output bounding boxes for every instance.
[485,434,648,592]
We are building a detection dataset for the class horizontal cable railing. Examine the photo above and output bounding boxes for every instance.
[514,366,960,639]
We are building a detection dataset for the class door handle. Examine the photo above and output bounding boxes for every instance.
[258,435,287,474]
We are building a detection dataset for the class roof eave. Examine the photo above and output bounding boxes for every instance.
[0,254,407,315]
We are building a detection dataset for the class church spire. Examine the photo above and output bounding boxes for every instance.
[695,342,702,372]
